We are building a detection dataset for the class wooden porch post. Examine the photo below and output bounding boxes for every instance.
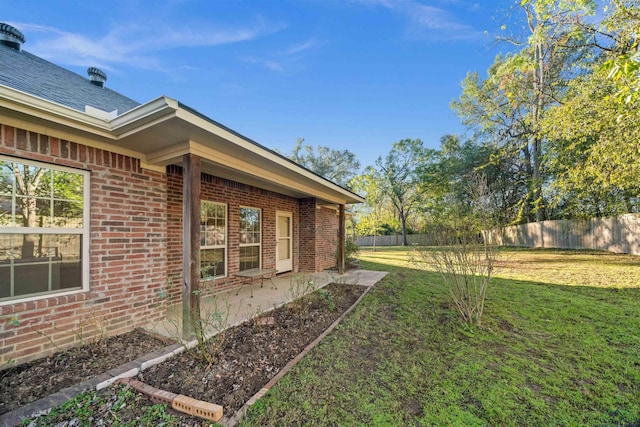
[182,154,201,340]
[338,204,346,274]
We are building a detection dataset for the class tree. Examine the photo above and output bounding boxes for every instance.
[0,162,83,259]
[452,65,538,223]
[419,135,522,226]
[596,0,640,104]
[351,167,387,250]
[453,0,596,223]
[285,138,361,189]
[376,138,432,246]
[536,0,640,218]
[542,53,640,217]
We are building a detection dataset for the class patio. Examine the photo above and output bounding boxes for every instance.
[149,269,387,341]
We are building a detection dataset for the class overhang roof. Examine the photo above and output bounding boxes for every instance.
[0,85,364,205]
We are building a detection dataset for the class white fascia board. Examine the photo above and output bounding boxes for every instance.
[0,86,178,139]
[109,96,178,136]
[175,105,365,204]
[189,141,348,204]
[1,87,364,204]
[0,84,115,137]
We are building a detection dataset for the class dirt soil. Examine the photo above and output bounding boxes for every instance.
[138,282,367,415]
[18,283,367,425]
[0,328,174,415]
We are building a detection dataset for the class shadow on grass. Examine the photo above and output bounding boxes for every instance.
[241,256,640,427]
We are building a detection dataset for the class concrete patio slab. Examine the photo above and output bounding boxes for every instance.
[0,269,387,427]
[148,269,387,342]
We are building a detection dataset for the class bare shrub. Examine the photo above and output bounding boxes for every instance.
[35,308,109,353]
[166,275,232,367]
[285,275,317,324]
[413,174,500,327]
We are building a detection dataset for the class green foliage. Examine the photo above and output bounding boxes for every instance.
[284,138,361,189]
[241,247,640,426]
[316,288,336,312]
[447,0,640,224]
[375,138,434,245]
[542,67,640,217]
[344,238,360,267]
[350,166,392,239]
[349,0,639,232]
[600,0,640,103]
[24,384,191,426]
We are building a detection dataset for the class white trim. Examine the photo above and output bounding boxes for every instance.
[275,210,293,273]
[200,200,227,280]
[0,155,90,304]
[239,206,262,271]
[1,86,364,204]
[178,109,363,203]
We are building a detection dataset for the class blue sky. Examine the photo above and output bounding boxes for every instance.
[4,0,513,168]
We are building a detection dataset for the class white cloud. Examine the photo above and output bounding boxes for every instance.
[242,56,285,72]
[285,38,319,56]
[353,0,485,41]
[243,37,321,73]
[10,18,285,72]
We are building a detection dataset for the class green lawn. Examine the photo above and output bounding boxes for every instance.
[241,247,640,426]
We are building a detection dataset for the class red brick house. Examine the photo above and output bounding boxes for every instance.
[0,23,363,366]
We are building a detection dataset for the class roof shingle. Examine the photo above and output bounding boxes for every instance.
[0,43,140,115]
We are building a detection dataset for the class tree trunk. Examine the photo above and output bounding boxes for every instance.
[532,35,546,223]
[521,143,535,223]
[532,136,545,222]
[400,209,409,246]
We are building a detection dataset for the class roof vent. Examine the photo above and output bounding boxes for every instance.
[0,23,25,51]
[87,67,107,88]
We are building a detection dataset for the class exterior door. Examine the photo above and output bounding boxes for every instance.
[276,211,293,273]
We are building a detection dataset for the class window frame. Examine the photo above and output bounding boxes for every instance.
[200,200,228,280]
[239,206,262,272]
[0,155,90,305]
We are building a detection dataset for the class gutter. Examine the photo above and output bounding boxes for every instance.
[0,86,365,204]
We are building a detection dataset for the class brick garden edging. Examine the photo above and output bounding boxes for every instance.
[219,284,375,427]
[121,378,223,422]
[0,341,184,427]
[0,277,380,426]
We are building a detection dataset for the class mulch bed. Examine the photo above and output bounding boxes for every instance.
[138,282,367,415]
[0,328,174,415]
[16,283,367,425]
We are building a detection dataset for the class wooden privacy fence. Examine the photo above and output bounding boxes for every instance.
[355,234,436,247]
[494,214,640,255]
[355,213,640,256]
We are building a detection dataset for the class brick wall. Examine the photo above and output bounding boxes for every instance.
[298,199,339,272]
[166,166,300,305]
[298,198,317,271]
[0,123,343,366]
[0,123,167,367]
[315,206,339,271]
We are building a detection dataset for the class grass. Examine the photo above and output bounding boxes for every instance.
[241,246,640,426]
[23,383,188,426]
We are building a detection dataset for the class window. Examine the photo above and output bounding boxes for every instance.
[0,156,89,302]
[239,207,261,271]
[200,201,226,279]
